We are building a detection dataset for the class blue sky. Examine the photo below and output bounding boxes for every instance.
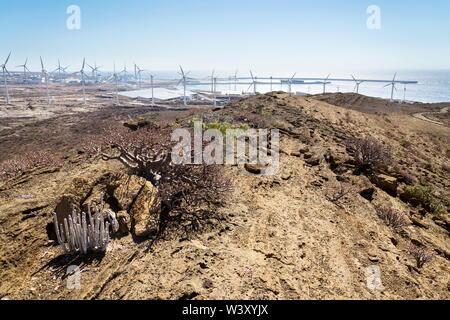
[1,0,449,75]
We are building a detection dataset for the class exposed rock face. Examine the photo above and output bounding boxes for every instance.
[129,180,161,237]
[117,210,131,235]
[108,175,161,237]
[113,175,147,211]
[54,177,95,222]
[371,174,398,196]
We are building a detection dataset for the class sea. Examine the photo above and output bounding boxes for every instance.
[128,70,450,104]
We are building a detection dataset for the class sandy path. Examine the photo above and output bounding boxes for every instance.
[412,106,449,126]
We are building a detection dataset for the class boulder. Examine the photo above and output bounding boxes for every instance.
[117,210,131,235]
[130,180,161,237]
[54,177,95,223]
[113,175,147,211]
[371,174,398,196]
[244,163,268,174]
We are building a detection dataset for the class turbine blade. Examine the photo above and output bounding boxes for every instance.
[5,52,11,65]
[40,56,44,70]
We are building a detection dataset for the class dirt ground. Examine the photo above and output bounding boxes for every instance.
[0,88,449,300]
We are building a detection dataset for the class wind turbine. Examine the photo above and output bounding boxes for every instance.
[110,62,120,105]
[247,70,257,94]
[1,52,11,104]
[16,57,30,80]
[40,56,51,105]
[87,62,101,81]
[135,64,145,88]
[287,72,297,94]
[351,74,365,94]
[73,58,88,105]
[384,73,397,101]
[234,70,238,91]
[210,69,215,94]
[177,66,190,106]
[121,63,129,81]
[53,59,69,79]
[321,74,331,94]
[150,74,155,106]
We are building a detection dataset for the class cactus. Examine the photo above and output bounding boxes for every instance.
[53,194,118,255]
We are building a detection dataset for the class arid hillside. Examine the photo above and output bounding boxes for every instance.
[0,92,449,300]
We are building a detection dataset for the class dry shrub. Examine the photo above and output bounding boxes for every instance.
[234,110,269,128]
[86,124,231,234]
[0,150,61,181]
[346,137,393,172]
[325,182,357,203]
[376,207,410,229]
[406,242,434,269]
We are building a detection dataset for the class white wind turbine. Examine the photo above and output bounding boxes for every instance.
[73,58,88,105]
[321,74,331,94]
[1,52,11,104]
[53,59,69,80]
[177,66,190,106]
[135,64,145,88]
[234,69,238,91]
[110,62,120,105]
[210,69,215,94]
[16,57,30,80]
[149,74,155,106]
[87,62,101,82]
[121,63,129,81]
[384,72,397,101]
[40,56,51,105]
[287,72,297,94]
[351,74,365,94]
[246,70,257,94]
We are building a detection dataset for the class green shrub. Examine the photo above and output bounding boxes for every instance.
[402,185,446,214]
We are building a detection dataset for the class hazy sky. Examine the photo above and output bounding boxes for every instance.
[1,0,449,75]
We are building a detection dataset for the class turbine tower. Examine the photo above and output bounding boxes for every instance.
[73,59,88,105]
[40,56,51,105]
[121,63,129,81]
[234,70,238,91]
[321,74,331,94]
[1,52,11,104]
[112,63,119,105]
[384,73,397,101]
[177,66,190,106]
[16,57,30,80]
[351,74,365,94]
[210,69,215,94]
[288,72,297,94]
[150,74,155,106]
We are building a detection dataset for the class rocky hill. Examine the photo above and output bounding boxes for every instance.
[0,92,449,300]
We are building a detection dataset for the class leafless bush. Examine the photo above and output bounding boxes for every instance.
[234,110,268,128]
[442,164,450,173]
[325,182,357,203]
[53,194,118,255]
[346,137,393,172]
[0,150,61,181]
[376,207,410,229]
[406,242,434,269]
[85,125,231,233]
